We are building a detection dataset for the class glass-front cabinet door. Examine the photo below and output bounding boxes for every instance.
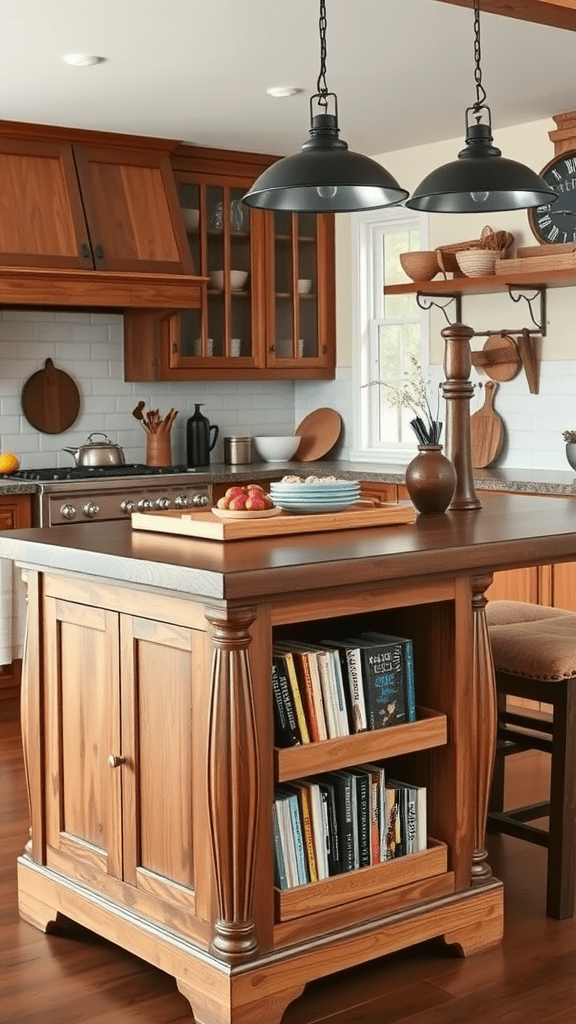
[265,211,335,373]
[168,174,266,373]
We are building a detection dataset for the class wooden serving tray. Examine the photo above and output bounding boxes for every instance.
[131,501,417,541]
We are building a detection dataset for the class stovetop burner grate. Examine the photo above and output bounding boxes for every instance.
[1,463,197,482]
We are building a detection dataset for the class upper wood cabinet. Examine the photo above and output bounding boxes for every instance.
[0,124,192,275]
[123,144,336,382]
[73,144,192,274]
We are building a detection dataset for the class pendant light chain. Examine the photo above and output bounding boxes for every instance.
[316,0,329,110]
[472,0,487,117]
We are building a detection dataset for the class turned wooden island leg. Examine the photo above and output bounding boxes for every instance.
[441,322,482,512]
[205,608,261,963]
[470,574,498,884]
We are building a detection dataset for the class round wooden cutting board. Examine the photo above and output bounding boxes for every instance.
[21,358,81,434]
[294,408,342,461]
[482,333,521,382]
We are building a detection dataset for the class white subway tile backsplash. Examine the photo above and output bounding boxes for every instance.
[0,308,574,473]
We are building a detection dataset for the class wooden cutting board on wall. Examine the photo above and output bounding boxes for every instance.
[470,380,504,468]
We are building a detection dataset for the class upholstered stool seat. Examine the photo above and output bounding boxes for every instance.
[486,600,576,919]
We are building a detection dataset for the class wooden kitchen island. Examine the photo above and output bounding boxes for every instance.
[3,491,576,1024]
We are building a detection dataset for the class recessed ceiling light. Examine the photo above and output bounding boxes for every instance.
[266,86,302,98]
[62,53,105,67]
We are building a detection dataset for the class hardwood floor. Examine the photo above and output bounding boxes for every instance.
[1,696,573,1024]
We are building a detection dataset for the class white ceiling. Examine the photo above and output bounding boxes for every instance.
[4,0,576,158]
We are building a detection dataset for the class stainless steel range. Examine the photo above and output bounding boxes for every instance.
[5,464,212,527]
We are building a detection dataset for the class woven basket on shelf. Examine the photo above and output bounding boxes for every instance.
[455,249,500,277]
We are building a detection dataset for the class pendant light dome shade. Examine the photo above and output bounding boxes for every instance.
[242,1,407,214]
[406,122,557,213]
[243,113,407,212]
[407,0,558,215]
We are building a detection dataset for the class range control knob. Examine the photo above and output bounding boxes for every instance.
[120,499,136,514]
[83,502,100,519]
[155,497,172,510]
[137,498,154,511]
[174,495,193,509]
[192,493,210,507]
[60,504,77,520]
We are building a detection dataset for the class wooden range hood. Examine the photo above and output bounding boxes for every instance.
[434,0,576,32]
[0,120,206,312]
[0,266,205,311]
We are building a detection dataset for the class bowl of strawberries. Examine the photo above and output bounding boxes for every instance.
[212,483,281,519]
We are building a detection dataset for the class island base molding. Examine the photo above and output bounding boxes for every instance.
[18,856,503,1024]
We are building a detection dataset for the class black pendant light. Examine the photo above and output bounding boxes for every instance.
[242,0,408,213]
[406,0,558,214]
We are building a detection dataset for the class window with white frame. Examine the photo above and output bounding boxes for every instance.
[352,207,431,463]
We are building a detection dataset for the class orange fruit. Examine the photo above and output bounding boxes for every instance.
[0,453,19,475]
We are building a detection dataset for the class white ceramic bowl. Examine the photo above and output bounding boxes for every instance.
[182,208,199,232]
[297,278,312,294]
[208,270,249,290]
[254,436,300,462]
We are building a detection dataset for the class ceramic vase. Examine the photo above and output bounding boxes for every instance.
[566,443,576,472]
[405,444,457,514]
[186,404,219,468]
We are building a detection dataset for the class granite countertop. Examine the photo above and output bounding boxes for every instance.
[198,460,576,496]
[0,481,37,495]
[0,462,574,498]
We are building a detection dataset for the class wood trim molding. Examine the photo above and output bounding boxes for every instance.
[433,0,576,32]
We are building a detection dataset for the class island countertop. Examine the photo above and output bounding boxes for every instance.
[1,491,575,601]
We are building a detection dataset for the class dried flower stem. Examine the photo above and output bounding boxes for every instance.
[363,357,443,445]
[563,430,576,444]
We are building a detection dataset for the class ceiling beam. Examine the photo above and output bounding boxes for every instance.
[433,1,576,32]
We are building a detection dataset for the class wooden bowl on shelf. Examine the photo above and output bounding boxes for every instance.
[399,250,440,282]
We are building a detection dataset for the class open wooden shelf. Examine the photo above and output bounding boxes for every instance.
[275,838,449,921]
[275,707,447,782]
[385,265,576,297]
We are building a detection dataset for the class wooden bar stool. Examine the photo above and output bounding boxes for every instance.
[486,600,576,919]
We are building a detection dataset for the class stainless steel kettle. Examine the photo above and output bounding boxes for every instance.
[63,432,126,467]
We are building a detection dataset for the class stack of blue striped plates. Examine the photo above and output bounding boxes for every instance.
[269,479,360,514]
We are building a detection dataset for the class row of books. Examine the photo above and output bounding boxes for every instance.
[273,767,427,890]
[272,631,416,747]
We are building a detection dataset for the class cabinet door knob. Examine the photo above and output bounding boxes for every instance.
[94,244,105,261]
[108,754,126,769]
[269,345,275,353]
[80,243,91,259]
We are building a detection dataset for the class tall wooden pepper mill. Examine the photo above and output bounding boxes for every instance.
[441,322,482,511]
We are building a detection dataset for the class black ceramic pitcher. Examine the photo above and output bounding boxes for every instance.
[186,404,219,468]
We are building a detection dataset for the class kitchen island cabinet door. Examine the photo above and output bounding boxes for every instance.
[41,581,207,943]
[0,138,93,269]
[43,596,123,886]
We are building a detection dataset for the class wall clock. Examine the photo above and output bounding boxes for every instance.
[528,111,576,244]
[527,151,576,244]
